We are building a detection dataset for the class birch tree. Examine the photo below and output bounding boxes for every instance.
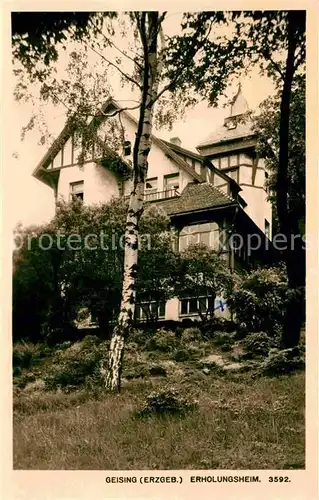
[13,11,262,390]
[12,11,206,392]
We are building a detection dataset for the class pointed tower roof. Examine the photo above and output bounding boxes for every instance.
[228,84,249,119]
[196,84,256,154]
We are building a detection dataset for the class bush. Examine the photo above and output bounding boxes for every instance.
[201,318,236,338]
[44,339,107,390]
[136,388,198,417]
[259,347,305,376]
[212,332,235,349]
[242,332,271,358]
[12,342,47,369]
[181,327,202,343]
[128,329,152,347]
[228,266,288,335]
[145,330,179,352]
[122,362,149,380]
[14,372,37,389]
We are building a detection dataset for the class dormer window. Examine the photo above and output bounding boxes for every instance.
[124,140,131,156]
[225,119,236,130]
[70,181,84,202]
[164,173,179,194]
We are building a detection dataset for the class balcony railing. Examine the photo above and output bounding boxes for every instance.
[144,188,180,202]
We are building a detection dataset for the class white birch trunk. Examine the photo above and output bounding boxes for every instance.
[105,13,162,392]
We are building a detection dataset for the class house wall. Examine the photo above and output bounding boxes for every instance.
[55,112,196,203]
[57,162,120,205]
[240,185,272,236]
[115,116,195,194]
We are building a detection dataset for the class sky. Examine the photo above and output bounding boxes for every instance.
[7,13,275,229]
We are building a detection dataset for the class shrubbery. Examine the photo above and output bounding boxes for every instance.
[181,327,202,343]
[145,330,179,352]
[212,332,235,350]
[136,388,198,417]
[228,266,288,335]
[241,332,271,357]
[259,347,305,376]
[13,342,52,369]
[43,337,108,391]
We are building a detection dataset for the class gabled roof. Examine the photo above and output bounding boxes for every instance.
[32,98,204,185]
[196,120,256,150]
[161,139,204,162]
[150,182,236,216]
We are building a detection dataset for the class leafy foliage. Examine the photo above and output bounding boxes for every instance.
[145,330,179,353]
[12,12,117,74]
[242,332,271,358]
[253,75,305,234]
[259,347,305,376]
[12,199,180,341]
[176,244,237,321]
[44,336,107,391]
[228,266,288,335]
[136,388,198,417]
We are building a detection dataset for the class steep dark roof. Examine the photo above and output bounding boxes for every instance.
[161,139,204,162]
[151,182,236,216]
[33,98,204,185]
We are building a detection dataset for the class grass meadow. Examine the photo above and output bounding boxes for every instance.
[13,367,305,470]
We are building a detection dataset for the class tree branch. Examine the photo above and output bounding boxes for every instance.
[88,18,144,70]
[77,34,142,89]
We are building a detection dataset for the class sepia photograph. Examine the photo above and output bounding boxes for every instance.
[7,7,311,483]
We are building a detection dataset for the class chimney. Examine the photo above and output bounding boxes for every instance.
[170,136,182,147]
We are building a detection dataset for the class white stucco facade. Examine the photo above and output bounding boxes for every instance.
[57,161,120,205]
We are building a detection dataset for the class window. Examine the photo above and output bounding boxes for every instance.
[265,219,270,239]
[145,177,158,201]
[179,296,219,316]
[200,163,206,178]
[224,168,239,183]
[265,171,269,193]
[229,154,239,167]
[124,140,131,156]
[179,223,219,251]
[135,301,166,321]
[191,158,196,169]
[164,173,179,194]
[220,156,228,169]
[70,181,84,202]
[189,298,198,314]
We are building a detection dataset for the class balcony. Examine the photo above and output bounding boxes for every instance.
[144,188,180,202]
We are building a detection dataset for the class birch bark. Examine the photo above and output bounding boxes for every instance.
[105,13,163,392]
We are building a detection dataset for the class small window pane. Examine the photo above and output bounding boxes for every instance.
[150,302,157,315]
[229,154,238,167]
[159,302,165,317]
[189,298,197,314]
[207,297,214,311]
[220,156,228,169]
[135,305,141,319]
[181,299,188,315]
[199,298,207,312]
